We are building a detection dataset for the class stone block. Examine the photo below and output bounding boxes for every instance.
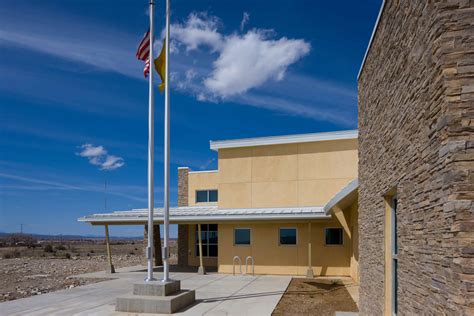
[133,280,181,296]
[116,290,195,314]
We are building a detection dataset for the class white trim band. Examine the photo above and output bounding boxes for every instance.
[357,0,386,80]
[188,170,218,174]
[210,130,358,151]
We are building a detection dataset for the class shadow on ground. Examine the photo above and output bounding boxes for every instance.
[134,265,218,273]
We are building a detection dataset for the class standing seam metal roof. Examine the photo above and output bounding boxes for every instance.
[78,206,329,223]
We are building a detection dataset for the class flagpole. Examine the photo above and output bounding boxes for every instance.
[163,0,171,282]
[145,0,156,282]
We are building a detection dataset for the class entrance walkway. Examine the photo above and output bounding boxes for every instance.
[0,266,291,315]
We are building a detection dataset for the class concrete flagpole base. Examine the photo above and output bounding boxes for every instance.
[305,268,314,278]
[197,266,206,275]
[116,280,195,314]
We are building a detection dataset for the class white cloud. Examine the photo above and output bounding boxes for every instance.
[204,30,310,98]
[240,12,250,32]
[169,13,310,99]
[77,144,106,158]
[169,12,223,53]
[101,155,125,170]
[1,7,355,125]
[77,144,124,171]
[0,172,146,202]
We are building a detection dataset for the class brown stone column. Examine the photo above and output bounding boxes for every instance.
[178,224,189,266]
[177,167,189,266]
[144,224,163,267]
[178,167,189,207]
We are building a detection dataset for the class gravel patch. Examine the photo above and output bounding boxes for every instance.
[0,254,142,302]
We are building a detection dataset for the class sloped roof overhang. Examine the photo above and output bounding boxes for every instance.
[323,179,358,215]
[78,206,330,225]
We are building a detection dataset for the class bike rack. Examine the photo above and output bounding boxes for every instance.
[233,256,242,276]
[245,256,255,276]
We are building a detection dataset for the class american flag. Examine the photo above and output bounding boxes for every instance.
[136,30,151,77]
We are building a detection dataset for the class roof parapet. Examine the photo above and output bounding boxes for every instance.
[210,130,358,151]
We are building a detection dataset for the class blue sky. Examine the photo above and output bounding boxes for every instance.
[0,0,381,237]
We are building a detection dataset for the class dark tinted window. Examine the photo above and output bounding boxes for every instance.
[279,228,297,245]
[209,190,218,202]
[325,228,343,245]
[234,228,251,245]
[208,245,218,257]
[196,190,218,203]
[195,224,218,257]
[196,190,208,203]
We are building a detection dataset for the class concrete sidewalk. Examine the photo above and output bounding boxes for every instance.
[0,266,291,316]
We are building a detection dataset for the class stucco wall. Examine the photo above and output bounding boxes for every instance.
[188,171,219,206]
[358,1,473,315]
[217,210,356,276]
[218,139,358,208]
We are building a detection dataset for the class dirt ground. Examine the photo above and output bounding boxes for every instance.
[272,278,359,316]
[0,239,177,302]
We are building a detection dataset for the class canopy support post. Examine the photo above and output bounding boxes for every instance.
[197,224,206,275]
[306,222,314,278]
[105,224,115,274]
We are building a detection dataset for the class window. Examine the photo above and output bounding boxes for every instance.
[391,197,398,315]
[279,228,297,245]
[234,228,251,245]
[196,190,218,203]
[195,224,218,257]
[325,228,343,245]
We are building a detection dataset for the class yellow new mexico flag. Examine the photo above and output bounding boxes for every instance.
[154,40,166,92]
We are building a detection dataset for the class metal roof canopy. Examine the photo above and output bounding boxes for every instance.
[78,206,330,225]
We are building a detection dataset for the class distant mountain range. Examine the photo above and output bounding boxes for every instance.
[0,232,141,240]
[0,232,178,240]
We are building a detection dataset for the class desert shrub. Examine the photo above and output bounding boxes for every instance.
[129,251,135,255]
[2,250,21,259]
[86,253,90,257]
[44,244,54,253]
[64,252,71,259]
[134,247,138,251]
[55,245,66,251]
[90,249,95,253]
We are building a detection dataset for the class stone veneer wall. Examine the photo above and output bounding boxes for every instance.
[177,167,189,266]
[358,1,473,315]
[143,225,162,266]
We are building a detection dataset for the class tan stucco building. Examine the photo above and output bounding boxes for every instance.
[80,130,360,281]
